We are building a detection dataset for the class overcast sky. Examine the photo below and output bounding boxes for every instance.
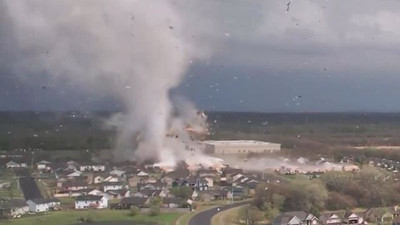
[1,0,400,112]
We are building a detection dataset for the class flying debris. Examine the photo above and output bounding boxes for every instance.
[292,95,302,101]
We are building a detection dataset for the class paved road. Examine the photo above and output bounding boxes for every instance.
[15,168,43,200]
[189,201,249,225]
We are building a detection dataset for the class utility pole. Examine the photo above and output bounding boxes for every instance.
[30,151,34,170]
[231,185,234,203]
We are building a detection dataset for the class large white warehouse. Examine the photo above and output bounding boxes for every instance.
[202,140,281,155]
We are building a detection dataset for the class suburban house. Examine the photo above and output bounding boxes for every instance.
[225,186,246,200]
[198,189,228,201]
[128,175,143,187]
[79,164,106,172]
[61,180,88,191]
[197,168,219,178]
[162,197,185,208]
[6,161,27,169]
[109,169,126,177]
[75,195,108,209]
[0,199,29,217]
[119,197,149,209]
[27,198,60,213]
[66,160,78,170]
[137,181,167,191]
[172,176,208,191]
[36,160,52,171]
[105,189,131,199]
[343,211,364,224]
[280,211,319,225]
[273,214,303,225]
[319,213,344,225]
[364,206,400,224]
[134,189,167,198]
[103,182,125,192]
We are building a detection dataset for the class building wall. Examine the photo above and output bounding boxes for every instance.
[27,201,49,212]
[75,198,108,209]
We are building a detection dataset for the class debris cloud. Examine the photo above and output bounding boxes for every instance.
[2,0,212,166]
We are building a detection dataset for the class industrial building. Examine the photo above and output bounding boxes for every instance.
[202,140,281,155]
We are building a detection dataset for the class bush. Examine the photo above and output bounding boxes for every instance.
[129,206,139,217]
[149,206,160,216]
[149,197,162,216]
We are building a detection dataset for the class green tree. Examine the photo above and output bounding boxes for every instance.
[283,179,328,212]
[129,206,139,217]
[237,205,263,225]
[170,186,192,199]
[149,197,162,216]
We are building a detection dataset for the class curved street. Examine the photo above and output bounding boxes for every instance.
[189,201,249,225]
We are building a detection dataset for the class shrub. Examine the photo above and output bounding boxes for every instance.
[129,206,139,217]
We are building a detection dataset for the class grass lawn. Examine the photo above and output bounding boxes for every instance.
[211,205,243,225]
[0,210,182,225]
[0,170,23,199]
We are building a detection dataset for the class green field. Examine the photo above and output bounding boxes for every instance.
[0,170,23,199]
[0,210,182,225]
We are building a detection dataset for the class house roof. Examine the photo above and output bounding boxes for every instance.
[319,212,343,224]
[137,171,149,177]
[365,207,398,218]
[105,189,129,196]
[63,180,88,187]
[103,181,123,186]
[36,160,52,165]
[6,161,19,166]
[138,189,162,197]
[282,211,308,220]
[29,198,60,204]
[76,195,104,201]
[273,215,301,225]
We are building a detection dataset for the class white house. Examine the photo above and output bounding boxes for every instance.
[103,182,125,192]
[75,195,108,209]
[79,164,105,172]
[26,199,60,213]
[6,161,27,169]
[36,160,52,171]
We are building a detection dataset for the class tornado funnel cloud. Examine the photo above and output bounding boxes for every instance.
[3,0,213,167]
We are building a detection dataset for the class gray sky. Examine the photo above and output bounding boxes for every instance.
[1,0,400,112]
